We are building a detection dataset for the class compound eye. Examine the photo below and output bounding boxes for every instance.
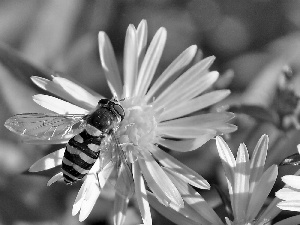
[113,104,125,120]
[98,99,109,105]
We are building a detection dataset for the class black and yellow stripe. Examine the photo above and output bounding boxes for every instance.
[61,98,124,184]
[62,129,105,184]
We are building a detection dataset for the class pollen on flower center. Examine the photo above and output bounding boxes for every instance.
[117,100,157,157]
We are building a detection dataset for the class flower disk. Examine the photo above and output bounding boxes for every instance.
[117,100,157,161]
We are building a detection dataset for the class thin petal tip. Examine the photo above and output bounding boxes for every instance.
[30,76,40,81]
[31,76,48,89]
[202,181,211,190]
[128,23,136,30]
[32,94,41,99]
[186,45,198,56]
[98,31,108,44]
[215,135,224,142]
[28,165,37,173]
[260,134,269,142]
[209,55,216,60]
[47,172,63,186]
[157,27,167,36]
[139,19,147,25]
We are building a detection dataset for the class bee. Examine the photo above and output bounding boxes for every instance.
[5,98,134,196]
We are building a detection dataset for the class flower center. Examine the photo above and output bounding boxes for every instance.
[116,99,157,162]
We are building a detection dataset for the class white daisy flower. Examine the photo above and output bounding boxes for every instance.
[276,173,300,210]
[276,145,300,223]
[5,20,236,225]
[148,135,300,225]
[215,135,278,225]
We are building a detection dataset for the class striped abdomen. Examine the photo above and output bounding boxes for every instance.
[61,99,124,184]
[62,126,107,184]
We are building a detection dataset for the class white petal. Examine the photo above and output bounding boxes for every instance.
[165,169,223,225]
[277,201,300,212]
[215,136,236,188]
[31,76,56,91]
[47,172,63,186]
[53,77,100,108]
[246,165,278,221]
[276,187,300,201]
[213,123,237,135]
[145,45,197,102]
[138,150,183,208]
[29,148,64,172]
[149,146,210,189]
[113,193,129,225]
[157,127,216,139]
[278,201,300,215]
[33,94,88,114]
[225,217,233,225]
[147,192,203,225]
[233,143,250,222]
[158,71,219,111]
[273,215,300,225]
[133,162,152,225]
[123,25,138,98]
[98,31,123,98]
[157,133,216,152]
[225,177,234,212]
[31,76,100,110]
[135,27,167,97]
[249,134,269,193]
[159,112,234,127]
[72,175,93,216]
[152,56,215,110]
[159,90,230,121]
[137,20,148,62]
[79,178,101,222]
[282,175,300,189]
[73,161,115,218]
[157,113,234,138]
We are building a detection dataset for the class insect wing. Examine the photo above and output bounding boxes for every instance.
[114,143,134,198]
[5,113,86,140]
[88,136,134,197]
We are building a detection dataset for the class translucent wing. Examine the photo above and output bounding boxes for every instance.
[113,137,135,198]
[95,135,134,197]
[5,113,87,140]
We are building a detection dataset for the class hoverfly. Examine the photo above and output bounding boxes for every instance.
[5,98,134,196]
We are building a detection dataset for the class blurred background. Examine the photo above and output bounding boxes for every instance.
[1,0,300,224]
